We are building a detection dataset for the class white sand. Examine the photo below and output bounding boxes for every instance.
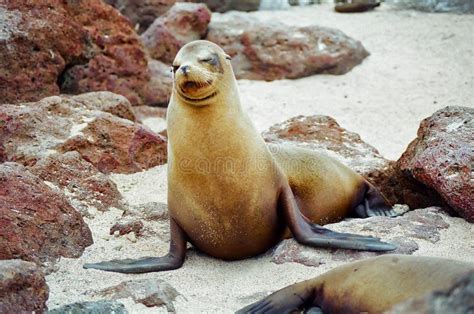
[46,4,474,313]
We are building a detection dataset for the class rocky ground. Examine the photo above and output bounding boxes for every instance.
[1,1,473,313]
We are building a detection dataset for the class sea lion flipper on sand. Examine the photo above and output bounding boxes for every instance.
[83,218,187,273]
[353,181,398,218]
[279,184,397,251]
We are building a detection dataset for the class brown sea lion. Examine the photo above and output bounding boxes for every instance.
[237,254,474,313]
[84,40,397,274]
[335,0,381,13]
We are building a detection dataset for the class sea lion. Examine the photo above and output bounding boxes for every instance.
[335,0,381,13]
[237,254,474,313]
[84,40,397,274]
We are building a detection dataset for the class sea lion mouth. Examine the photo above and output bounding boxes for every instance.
[176,79,216,103]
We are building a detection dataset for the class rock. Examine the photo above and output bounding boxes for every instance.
[141,3,211,64]
[389,271,474,313]
[0,163,93,265]
[60,0,151,106]
[96,279,180,311]
[28,151,124,215]
[110,219,144,236]
[0,260,49,313]
[397,107,474,222]
[1,0,157,106]
[272,207,448,267]
[0,1,86,104]
[59,115,167,174]
[106,0,177,33]
[47,300,128,314]
[183,0,261,12]
[133,106,167,122]
[206,13,369,80]
[386,0,474,13]
[71,92,137,122]
[142,59,173,107]
[0,94,168,174]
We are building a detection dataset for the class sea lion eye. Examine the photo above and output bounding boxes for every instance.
[225,54,231,60]
[172,65,179,73]
[199,57,213,63]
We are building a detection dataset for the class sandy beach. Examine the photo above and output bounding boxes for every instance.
[45,4,474,313]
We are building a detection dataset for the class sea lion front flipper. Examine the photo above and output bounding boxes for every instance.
[236,281,315,314]
[279,184,397,252]
[354,182,399,218]
[83,218,187,274]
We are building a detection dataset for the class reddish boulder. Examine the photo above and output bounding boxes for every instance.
[206,13,369,80]
[0,1,86,104]
[106,0,176,33]
[71,92,137,122]
[262,115,442,208]
[141,2,211,64]
[60,0,151,106]
[0,260,49,313]
[0,162,93,265]
[28,151,124,214]
[1,0,161,106]
[0,94,168,174]
[397,106,474,222]
[59,115,167,174]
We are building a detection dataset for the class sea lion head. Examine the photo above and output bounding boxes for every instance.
[172,40,232,106]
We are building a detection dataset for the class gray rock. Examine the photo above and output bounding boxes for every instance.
[47,300,128,314]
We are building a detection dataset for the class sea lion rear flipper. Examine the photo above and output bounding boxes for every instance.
[354,182,399,218]
[279,184,397,252]
[236,280,316,314]
[83,218,187,273]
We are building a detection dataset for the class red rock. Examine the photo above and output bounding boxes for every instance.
[0,162,93,265]
[0,0,86,104]
[28,151,124,214]
[71,92,137,122]
[59,115,167,174]
[1,0,160,106]
[107,0,177,33]
[397,106,474,222]
[141,2,211,64]
[0,260,49,313]
[60,0,151,106]
[0,94,167,174]
[206,13,369,80]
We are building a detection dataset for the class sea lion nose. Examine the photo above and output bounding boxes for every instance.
[180,65,190,75]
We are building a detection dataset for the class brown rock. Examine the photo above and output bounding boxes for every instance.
[0,1,86,104]
[96,279,180,311]
[389,271,474,313]
[0,260,49,313]
[59,115,167,174]
[272,207,448,267]
[141,2,211,64]
[60,0,152,106]
[0,163,93,265]
[206,13,369,80]
[28,151,124,214]
[106,0,177,33]
[0,94,167,174]
[1,0,159,106]
[397,106,474,222]
[183,0,261,12]
[110,220,144,236]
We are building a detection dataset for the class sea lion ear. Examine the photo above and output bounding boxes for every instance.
[224,54,231,60]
